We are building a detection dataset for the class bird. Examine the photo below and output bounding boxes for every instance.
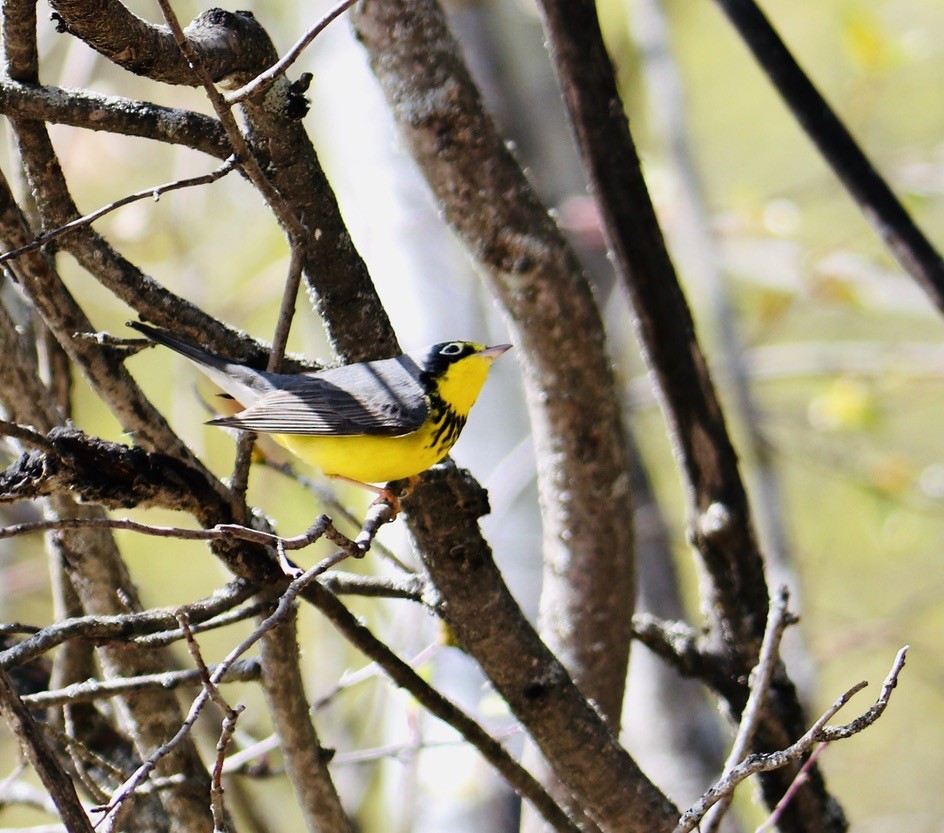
[128,322,510,507]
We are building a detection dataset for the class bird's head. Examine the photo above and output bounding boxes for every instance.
[416,341,511,414]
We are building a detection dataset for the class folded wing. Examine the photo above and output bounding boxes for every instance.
[209,355,429,437]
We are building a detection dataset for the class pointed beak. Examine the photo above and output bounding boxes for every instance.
[478,344,512,362]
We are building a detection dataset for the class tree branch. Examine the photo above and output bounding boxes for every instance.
[673,647,909,833]
[0,80,229,157]
[0,580,257,670]
[353,0,636,742]
[301,580,587,833]
[398,465,676,832]
[531,2,840,828]
[0,667,95,833]
[48,2,275,87]
[226,0,359,104]
[257,610,353,833]
[20,660,262,710]
[712,0,944,315]
[0,158,237,264]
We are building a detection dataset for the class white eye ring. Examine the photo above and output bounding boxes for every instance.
[440,342,464,356]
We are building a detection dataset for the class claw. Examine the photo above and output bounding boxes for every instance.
[371,486,402,518]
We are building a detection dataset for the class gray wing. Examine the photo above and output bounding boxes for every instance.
[208,354,429,437]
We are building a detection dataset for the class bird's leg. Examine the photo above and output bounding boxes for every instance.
[330,473,385,497]
[373,476,419,516]
[328,475,414,518]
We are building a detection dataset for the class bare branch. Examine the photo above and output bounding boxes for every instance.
[211,705,243,833]
[0,157,237,265]
[1,581,257,669]
[93,555,350,833]
[535,0,767,650]
[702,587,795,832]
[47,2,276,87]
[530,2,841,826]
[0,667,95,833]
[0,419,55,453]
[755,743,828,833]
[672,647,909,833]
[258,609,353,833]
[354,0,637,753]
[227,0,360,104]
[0,148,222,487]
[394,463,675,832]
[263,458,415,573]
[303,581,586,833]
[177,613,244,832]
[20,660,261,710]
[0,427,242,520]
[0,81,228,157]
[711,0,944,314]
[154,0,307,249]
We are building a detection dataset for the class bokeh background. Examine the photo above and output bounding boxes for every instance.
[1,0,943,830]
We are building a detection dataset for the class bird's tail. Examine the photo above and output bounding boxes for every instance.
[128,321,235,371]
[128,321,271,405]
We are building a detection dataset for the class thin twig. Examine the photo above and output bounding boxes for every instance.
[263,458,415,573]
[0,419,55,453]
[211,705,243,833]
[0,513,346,554]
[702,586,794,833]
[267,246,303,374]
[135,600,274,648]
[223,643,443,776]
[0,623,42,636]
[154,0,306,242]
[177,612,242,833]
[755,742,827,832]
[155,0,313,508]
[0,767,57,817]
[0,668,94,833]
[93,554,349,833]
[0,157,236,264]
[36,723,125,795]
[329,727,523,767]
[672,646,909,833]
[20,660,261,710]
[303,583,584,833]
[225,0,360,104]
[0,580,256,669]
[317,571,428,604]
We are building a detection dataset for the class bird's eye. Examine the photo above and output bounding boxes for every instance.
[439,342,464,356]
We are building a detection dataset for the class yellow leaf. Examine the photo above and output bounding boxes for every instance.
[808,376,876,431]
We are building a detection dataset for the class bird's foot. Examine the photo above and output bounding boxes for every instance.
[371,485,403,517]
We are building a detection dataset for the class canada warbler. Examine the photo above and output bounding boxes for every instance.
[129,322,510,493]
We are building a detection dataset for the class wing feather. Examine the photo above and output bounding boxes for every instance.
[209,355,429,436]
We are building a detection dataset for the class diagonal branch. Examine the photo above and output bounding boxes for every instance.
[399,465,677,833]
[0,667,95,833]
[301,580,586,833]
[711,0,944,315]
[531,2,843,830]
[673,647,909,833]
[0,157,237,264]
[257,609,353,833]
[0,80,229,157]
[353,0,636,739]
[534,0,767,650]
[226,0,360,104]
[50,0,397,362]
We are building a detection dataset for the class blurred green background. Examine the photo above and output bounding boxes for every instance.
[1,0,943,830]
